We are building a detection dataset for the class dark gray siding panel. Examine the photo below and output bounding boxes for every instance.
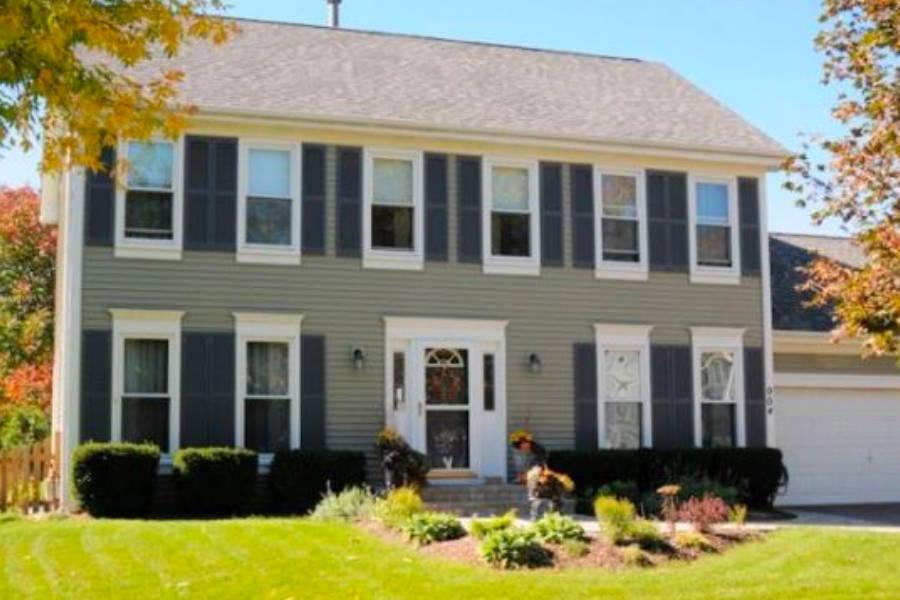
[84,147,116,247]
[540,162,564,267]
[648,171,688,272]
[651,345,694,448]
[301,335,326,450]
[425,153,449,261]
[573,343,597,450]
[81,330,112,442]
[303,144,328,255]
[336,147,362,257]
[739,177,761,276]
[744,346,766,448]
[181,332,236,448]
[184,136,237,250]
[570,164,594,268]
[457,156,482,263]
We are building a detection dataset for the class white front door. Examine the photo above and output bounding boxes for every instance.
[384,318,507,480]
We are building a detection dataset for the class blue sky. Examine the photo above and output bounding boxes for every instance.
[0,0,839,234]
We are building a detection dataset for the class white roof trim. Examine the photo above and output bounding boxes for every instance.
[773,330,866,356]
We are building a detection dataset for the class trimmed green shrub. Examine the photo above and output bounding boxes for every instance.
[674,531,715,552]
[269,450,367,514]
[172,447,258,516]
[549,448,787,509]
[72,442,160,518]
[310,486,376,522]
[479,528,553,569]
[531,512,587,544]
[594,496,637,545]
[623,519,667,551]
[403,512,466,545]
[469,510,517,539]
[374,486,424,530]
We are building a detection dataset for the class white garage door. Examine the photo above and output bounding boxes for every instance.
[776,386,900,505]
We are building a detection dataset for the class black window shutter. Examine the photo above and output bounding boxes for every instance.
[336,147,362,257]
[184,136,237,250]
[425,153,449,261]
[648,171,688,272]
[744,346,767,448]
[84,147,116,246]
[181,332,236,448]
[739,177,762,276]
[573,343,598,450]
[301,334,326,450]
[81,330,112,442]
[457,156,482,263]
[303,144,327,255]
[570,164,594,269]
[650,345,694,448]
[540,162,564,267]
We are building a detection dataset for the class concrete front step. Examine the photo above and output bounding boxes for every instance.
[421,483,530,516]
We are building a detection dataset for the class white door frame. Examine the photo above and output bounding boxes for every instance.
[383,317,508,481]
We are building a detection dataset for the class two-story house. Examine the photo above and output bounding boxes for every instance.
[46,19,792,507]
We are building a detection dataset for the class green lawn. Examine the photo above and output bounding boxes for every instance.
[1,517,898,600]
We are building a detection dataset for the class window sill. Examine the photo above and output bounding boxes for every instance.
[363,251,424,271]
[594,265,648,282]
[114,243,182,261]
[237,247,301,266]
[690,268,740,285]
[483,258,540,277]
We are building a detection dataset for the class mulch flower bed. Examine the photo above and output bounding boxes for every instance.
[360,520,761,571]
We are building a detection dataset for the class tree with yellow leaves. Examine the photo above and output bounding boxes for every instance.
[0,0,234,174]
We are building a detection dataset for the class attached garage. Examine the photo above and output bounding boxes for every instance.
[775,383,900,506]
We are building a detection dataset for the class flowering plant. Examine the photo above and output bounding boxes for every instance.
[528,467,575,500]
[508,429,534,448]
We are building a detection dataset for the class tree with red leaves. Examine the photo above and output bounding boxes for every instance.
[785,1,900,359]
[0,186,55,448]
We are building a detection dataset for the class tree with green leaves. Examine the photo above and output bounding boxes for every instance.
[785,0,900,358]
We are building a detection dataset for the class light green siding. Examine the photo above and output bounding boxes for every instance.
[775,353,898,376]
[81,149,765,453]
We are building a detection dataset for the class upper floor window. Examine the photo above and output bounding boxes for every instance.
[595,168,648,280]
[689,176,739,284]
[115,139,184,260]
[483,158,540,276]
[363,148,424,270]
[238,142,301,265]
[691,327,745,448]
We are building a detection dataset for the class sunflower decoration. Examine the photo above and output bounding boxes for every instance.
[509,429,535,448]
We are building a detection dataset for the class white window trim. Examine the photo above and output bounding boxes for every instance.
[234,312,303,460]
[362,148,425,271]
[691,327,746,447]
[237,140,303,266]
[109,309,184,457]
[594,324,653,449]
[688,174,741,285]
[594,167,648,281]
[114,138,184,261]
[482,156,541,276]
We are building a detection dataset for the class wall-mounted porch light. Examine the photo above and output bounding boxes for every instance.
[350,346,366,371]
[526,351,542,374]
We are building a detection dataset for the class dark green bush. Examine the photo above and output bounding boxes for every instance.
[173,447,258,516]
[479,528,553,569]
[72,442,160,518]
[549,448,787,509]
[403,512,466,545]
[269,450,367,514]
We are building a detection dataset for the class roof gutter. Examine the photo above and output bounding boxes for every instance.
[193,106,789,169]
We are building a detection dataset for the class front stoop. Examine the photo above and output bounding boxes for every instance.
[421,483,530,516]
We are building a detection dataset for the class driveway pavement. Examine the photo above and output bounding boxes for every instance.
[769,503,900,533]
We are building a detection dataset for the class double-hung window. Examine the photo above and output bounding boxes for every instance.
[689,176,739,284]
[483,158,540,275]
[116,139,184,260]
[235,313,302,456]
[238,142,301,265]
[110,310,183,454]
[691,328,745,448]
[363,148,424,270]
[595,168,647,280]
[594,324,653,449]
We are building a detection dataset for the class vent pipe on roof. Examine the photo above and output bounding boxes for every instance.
[327,0,342,28]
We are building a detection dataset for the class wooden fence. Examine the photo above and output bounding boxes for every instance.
[0,433,59,513]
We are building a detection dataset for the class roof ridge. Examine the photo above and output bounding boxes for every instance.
[223,15,646,64]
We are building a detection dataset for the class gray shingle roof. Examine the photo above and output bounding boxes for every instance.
[769,233,864,332]
[131,19,786,158]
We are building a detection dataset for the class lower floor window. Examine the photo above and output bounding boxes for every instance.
[244,341,291,453]
[701,403,736,448]
[121,338,171,449]
[602,349,643,449]
[699,350,737,448]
